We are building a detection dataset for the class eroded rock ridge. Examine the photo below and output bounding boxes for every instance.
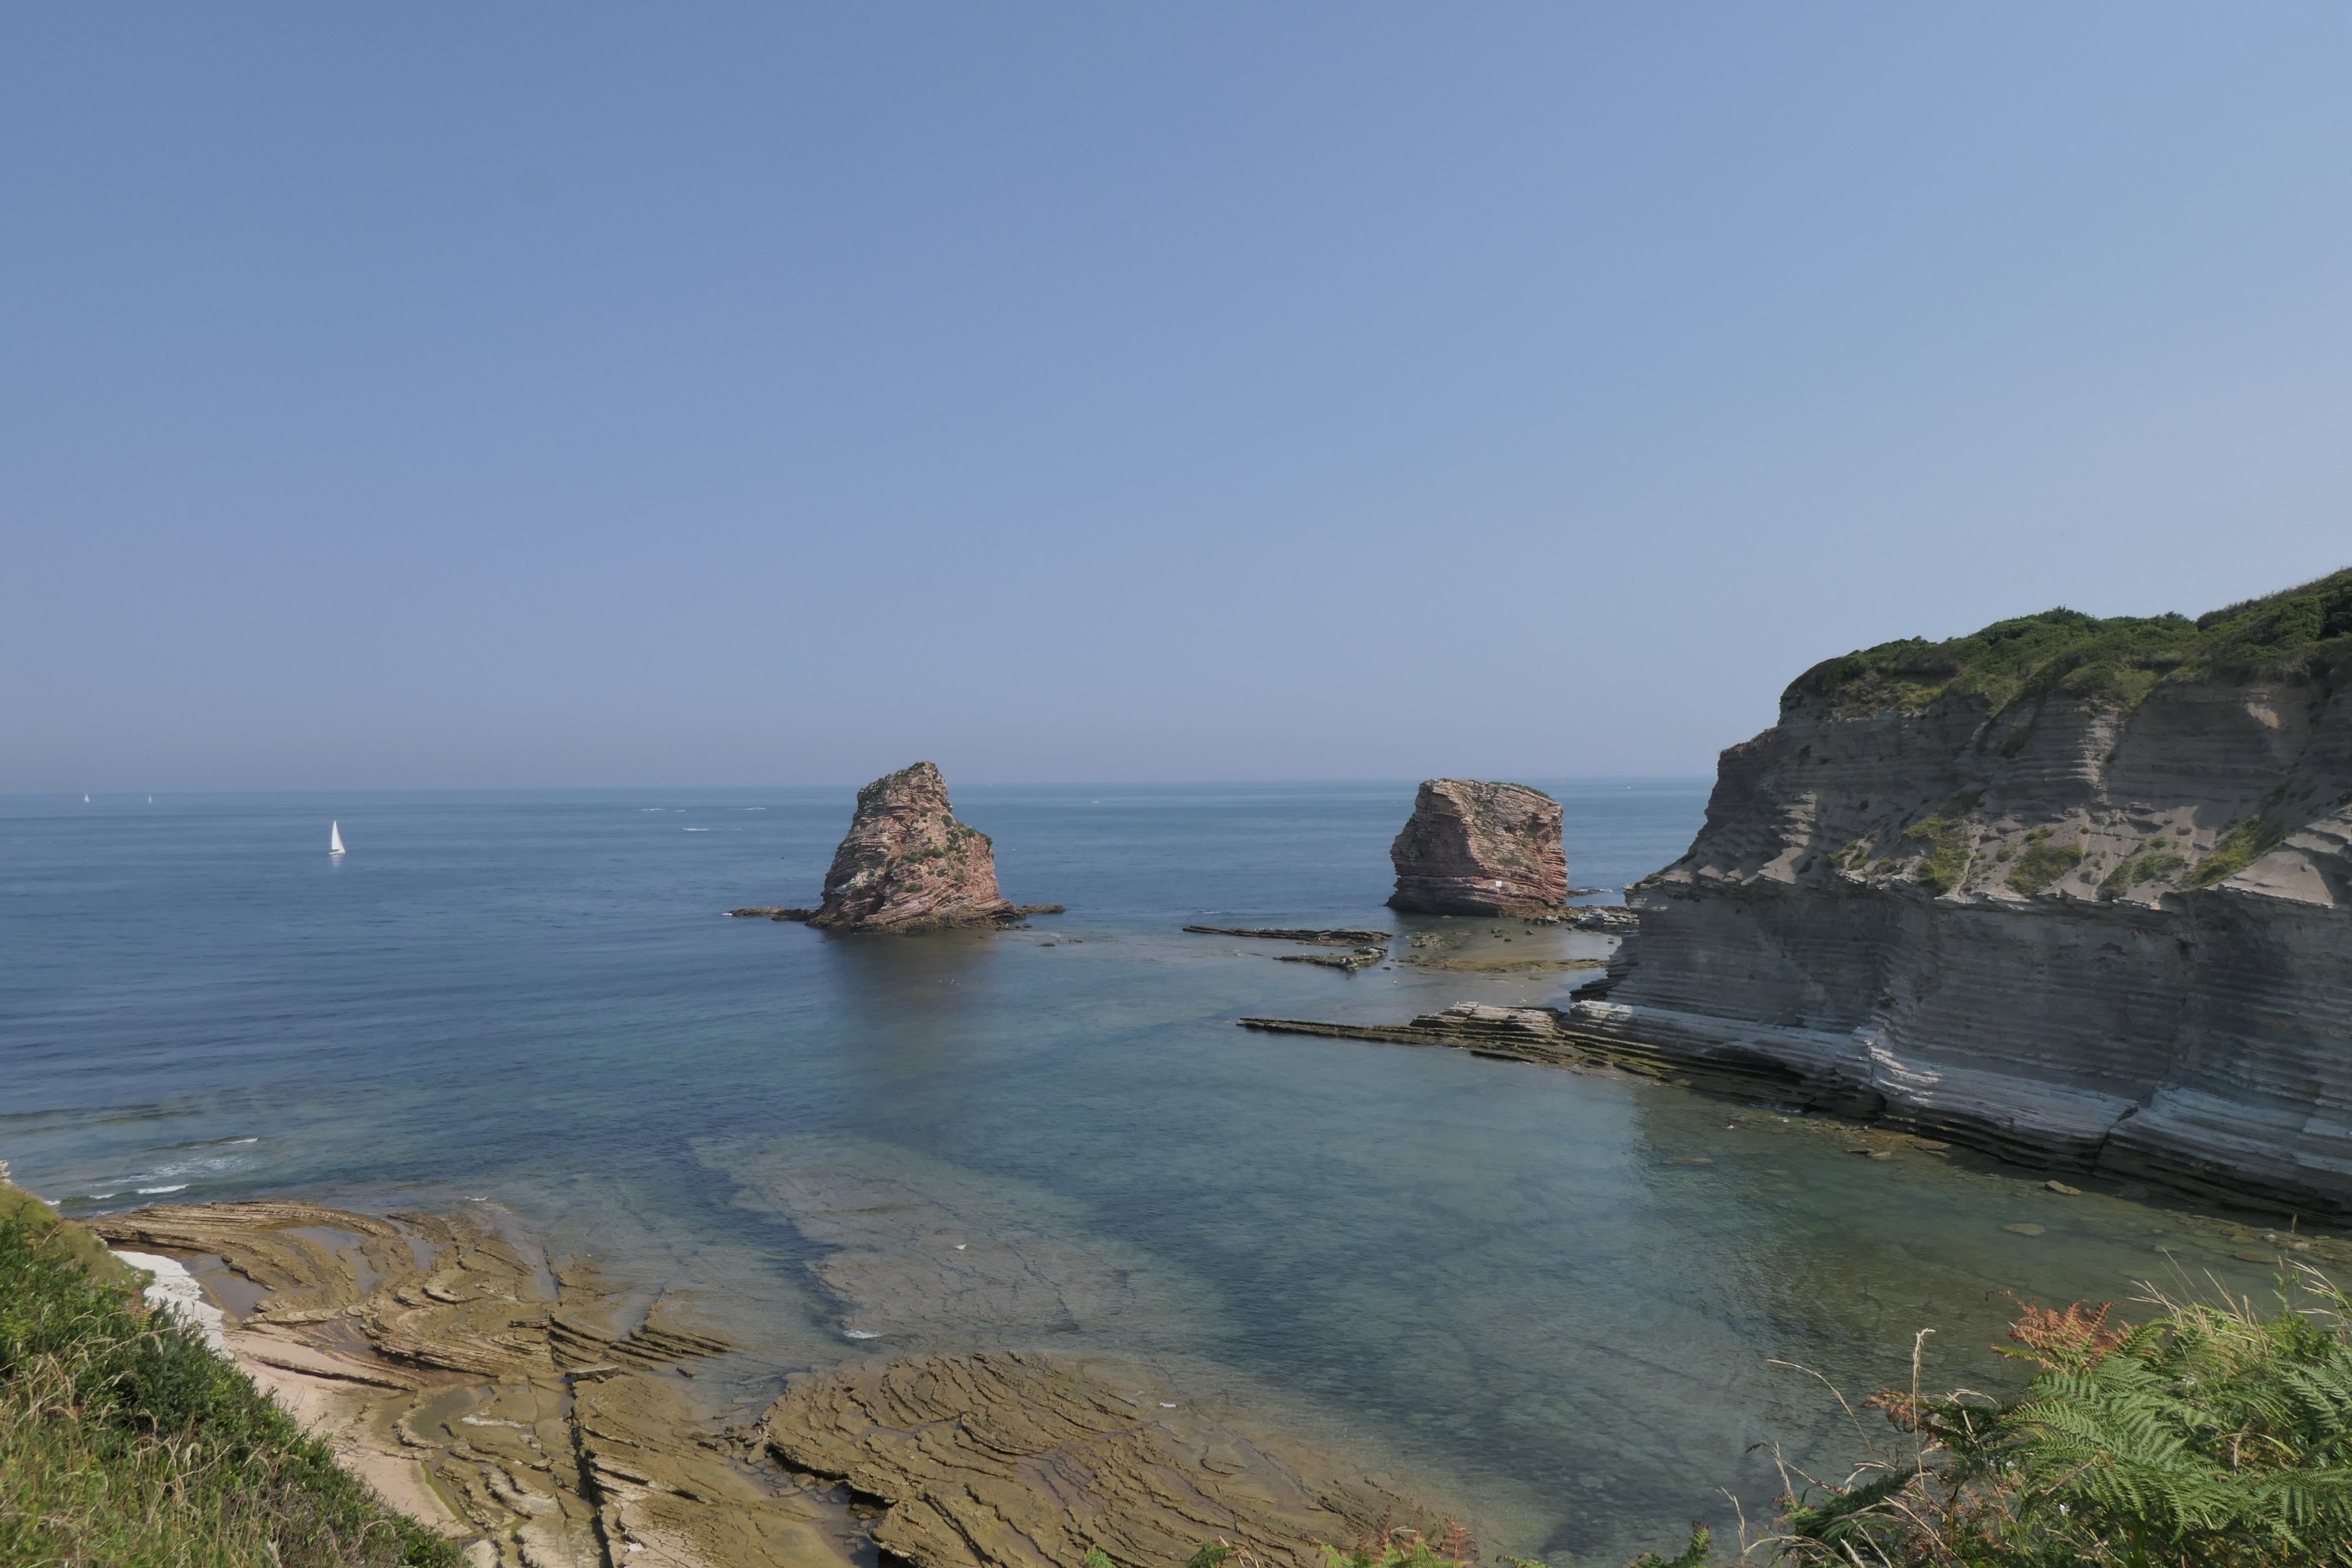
[1577,572,2352,1216]
[1387,779,1568,916]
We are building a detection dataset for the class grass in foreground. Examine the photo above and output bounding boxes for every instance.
[1743,1271,2352,1567]
[1122,1271,2352,1568]
[0,1202,458,1568]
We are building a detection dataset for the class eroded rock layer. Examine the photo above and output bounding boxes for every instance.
[763,1352,1431,1568]
[808,763,1018,932]
[90,1201,856,1568]
[86,1190,1446,1568]
[1576,577,2352,1217]
[1387,781,1568,916]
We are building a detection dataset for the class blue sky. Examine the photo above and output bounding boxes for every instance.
[7,5,2350,790]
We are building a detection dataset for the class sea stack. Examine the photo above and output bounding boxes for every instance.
[1387,779,1569,916]
[807,763,1018,932]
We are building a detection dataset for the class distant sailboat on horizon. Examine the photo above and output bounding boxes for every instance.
[329,821,346,855]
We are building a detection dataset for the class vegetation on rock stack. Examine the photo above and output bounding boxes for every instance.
[0,1191,457,1568]
[1792,567,2352,716]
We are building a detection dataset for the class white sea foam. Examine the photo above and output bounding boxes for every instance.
[684,827,710,832]
[136,1184,187,1194]
[112,1250,229,1355]
[842,1328,881,1339]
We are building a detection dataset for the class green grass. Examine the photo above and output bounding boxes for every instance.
[2190,796,2301,887]
[0,1199,460,1568]
[2006,841,2085,896]
[1904,793,1985,893]
[1749,1276,2352,1566]
[2100,847,2188,899]
[1788,567,2352,718]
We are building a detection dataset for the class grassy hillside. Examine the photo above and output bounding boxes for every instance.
[1790,567,2352,715]
[0,1183,459,1568]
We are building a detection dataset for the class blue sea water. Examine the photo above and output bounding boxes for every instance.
[0,782,2282,1562]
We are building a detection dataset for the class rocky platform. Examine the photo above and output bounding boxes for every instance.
[1575,573,2352,1218]
[801,763,1024,932]
[1241,1002,1706,1080]
[763,1352,1433,1568]
[1182,926,1392,945]
[1387,780,1568,916]
[89,1191,1448,1568]
[90,1200,843,1568]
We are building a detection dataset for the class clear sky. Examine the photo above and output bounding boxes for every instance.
[7,6,2350,792]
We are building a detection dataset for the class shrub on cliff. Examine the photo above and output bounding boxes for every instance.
[0,1205,458,1568]
[1792,567,2352,717]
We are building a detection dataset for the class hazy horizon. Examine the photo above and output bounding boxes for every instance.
[8,774,1714,799]
[10,6,2352,793]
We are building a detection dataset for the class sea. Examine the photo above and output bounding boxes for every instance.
[0,782,2288,1564]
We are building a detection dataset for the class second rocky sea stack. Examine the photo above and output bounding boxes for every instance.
[1387,778,1568,916]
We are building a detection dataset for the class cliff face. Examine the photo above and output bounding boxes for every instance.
[1575,572,2352,1216]
[1388,779,1568,916]
[809,763,1016,932]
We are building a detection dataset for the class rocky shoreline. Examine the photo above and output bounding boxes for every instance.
[80,1197,1450,1568]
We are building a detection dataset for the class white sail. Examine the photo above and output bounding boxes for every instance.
[329,821,346,854]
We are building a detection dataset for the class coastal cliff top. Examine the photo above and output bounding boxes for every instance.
[1792,567,2352,716]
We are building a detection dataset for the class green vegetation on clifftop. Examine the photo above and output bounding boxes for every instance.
[0,1191,458,1568]
[1790,567,2352,716]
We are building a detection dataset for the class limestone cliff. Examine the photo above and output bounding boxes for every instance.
[1575,570,2352,1216]
[1388,778,1568,915]
[808,763,1017,931]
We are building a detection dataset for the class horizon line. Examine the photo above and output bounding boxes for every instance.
[3,774,1716,799]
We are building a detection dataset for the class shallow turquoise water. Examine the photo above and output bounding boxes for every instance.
[0,783,2290,1562]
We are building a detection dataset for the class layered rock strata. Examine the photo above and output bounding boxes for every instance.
[807,763,1019,932]
[1571,575,2352,1217]
[763,1352,1435,1568]
[78,1185,1447,1568]
[89,1200,853,1568]
[1184,925,1393,945]
[1387,781,1568,916]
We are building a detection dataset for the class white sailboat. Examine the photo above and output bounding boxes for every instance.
[329,821,346,855]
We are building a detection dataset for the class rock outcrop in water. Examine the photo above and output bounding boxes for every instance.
[1572,570,2352,1217]
[1388,779,1568,916]
[808,763,1019,932]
